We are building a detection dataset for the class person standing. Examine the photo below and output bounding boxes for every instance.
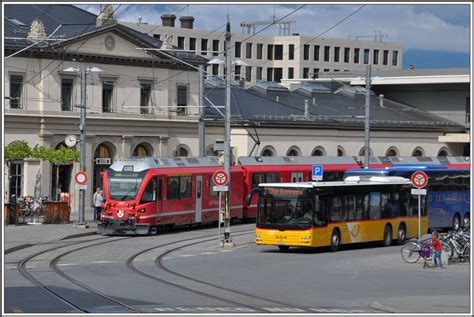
[94,189,104,221]
[431,231,444,269]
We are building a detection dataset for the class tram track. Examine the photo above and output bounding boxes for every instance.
[17,236,138,313]
[126,228,302,312]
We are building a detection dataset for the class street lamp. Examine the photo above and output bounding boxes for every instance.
[63,65,102,227]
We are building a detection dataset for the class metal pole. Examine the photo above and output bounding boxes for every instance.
[364,64,371,168]
[198,64,205,157]
[218,192,222,247]
[418,195,421,241]
[78,69,87,225]
[223,18,232,243]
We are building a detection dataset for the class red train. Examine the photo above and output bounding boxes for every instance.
[97,155,469,235]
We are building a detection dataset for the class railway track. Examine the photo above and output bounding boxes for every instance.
[126,229,301,312]
[17,236,139,313]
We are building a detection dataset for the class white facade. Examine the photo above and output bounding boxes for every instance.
[123,20,403,83]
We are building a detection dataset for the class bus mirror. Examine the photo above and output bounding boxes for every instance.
[245,187,259,207]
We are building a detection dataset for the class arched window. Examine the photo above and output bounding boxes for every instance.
[174,145,190,157]
[286,146,301,157]
[412,147,424,157]
[358,147,373,156]
[206,145,218,156]
[52,142,73,200]
[93,143,114,193]
[437,148,449,157]
[133,143,151,157]
[385,147,399,157]
[337,146,345,157]
[311,146,326,156]
[261,146,276,157]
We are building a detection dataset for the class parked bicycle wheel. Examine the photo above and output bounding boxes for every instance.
[401,241,421,263]
[441,242,453,260]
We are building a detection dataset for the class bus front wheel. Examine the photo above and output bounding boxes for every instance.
[330,229,341,252]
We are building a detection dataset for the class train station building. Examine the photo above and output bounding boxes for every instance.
[3,4,469,213]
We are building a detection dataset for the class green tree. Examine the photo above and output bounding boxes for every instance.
[31,145,79,197]
[4,140,32,161]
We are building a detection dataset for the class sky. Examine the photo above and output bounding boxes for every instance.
[77,3,471,69]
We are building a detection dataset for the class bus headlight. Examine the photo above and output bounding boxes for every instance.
[301,236,312,240]
[255,234,262,238]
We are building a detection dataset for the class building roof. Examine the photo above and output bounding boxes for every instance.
[4,4,207,65]
[203,83,465,132]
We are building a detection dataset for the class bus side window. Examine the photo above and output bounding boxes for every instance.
[329,195,342,221]
[369,192,381,219]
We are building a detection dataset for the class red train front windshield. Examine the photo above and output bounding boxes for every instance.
[107,170,147,201]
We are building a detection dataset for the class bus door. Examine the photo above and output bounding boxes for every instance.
[195,175,202,223]
[291,172,303,182]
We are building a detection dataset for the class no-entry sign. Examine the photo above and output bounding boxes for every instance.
[75,171,88,185]
[213,170,229,186]
[411,171,428,189]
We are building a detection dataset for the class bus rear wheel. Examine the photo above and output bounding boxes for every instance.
[330,229,341,252]
[397,224,406,245]
[278,245,290,252]
[383,225,392,247]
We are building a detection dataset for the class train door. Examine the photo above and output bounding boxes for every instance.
[195,175,202,223]
[291,172,303,182]
[140,177,161,225]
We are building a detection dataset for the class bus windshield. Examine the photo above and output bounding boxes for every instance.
[107,170,147,201]
[257,195,314,230]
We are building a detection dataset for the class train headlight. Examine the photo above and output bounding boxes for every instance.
[117,210,124,218]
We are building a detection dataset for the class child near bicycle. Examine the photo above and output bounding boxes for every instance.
[430,231,444,269]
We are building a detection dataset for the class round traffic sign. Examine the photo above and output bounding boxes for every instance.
[75,171,88,185]
[411,171,428,189]
[212,170,229,186]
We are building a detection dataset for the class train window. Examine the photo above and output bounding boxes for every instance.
[141,178,157,203]
[180,176,192,199]
[167,176,192,200]
[252,173,280,188]
[197,181,201,199]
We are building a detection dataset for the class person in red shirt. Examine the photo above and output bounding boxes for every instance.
[431,231,444,268]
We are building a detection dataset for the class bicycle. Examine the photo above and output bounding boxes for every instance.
[400,238,451,265]
[17,196,34,217]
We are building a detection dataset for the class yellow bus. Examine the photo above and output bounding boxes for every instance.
[255,176,428,252]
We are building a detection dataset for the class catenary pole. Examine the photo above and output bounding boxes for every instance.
[223,17,232,242]
[364,64,371,168]
[78,68,87,225]
[198,64,205,157]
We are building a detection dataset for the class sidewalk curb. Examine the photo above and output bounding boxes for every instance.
[5,231,97,254]
[4,244,34,255]
[368,301,407,313]
[60,230,97,240]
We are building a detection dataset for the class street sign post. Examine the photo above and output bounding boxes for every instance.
[213,170,229,247]
[312,165,323,181]
[411,171,428,240]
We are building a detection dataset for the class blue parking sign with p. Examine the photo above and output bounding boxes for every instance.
[312,165,323,181]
